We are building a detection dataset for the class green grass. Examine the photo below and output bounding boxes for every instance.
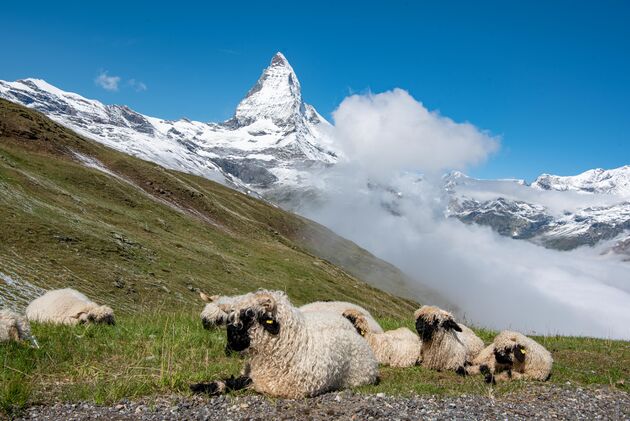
[1,313,628,417]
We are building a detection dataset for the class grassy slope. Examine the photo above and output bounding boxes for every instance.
[0,98,416,318]
[1,313,627,416]
[0,100,627,416]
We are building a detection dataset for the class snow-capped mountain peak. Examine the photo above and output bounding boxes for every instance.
[232,52,306,128]
[532,165,630,197]
[0,53,339,196]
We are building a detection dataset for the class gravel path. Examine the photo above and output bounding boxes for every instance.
[18,385,629,420]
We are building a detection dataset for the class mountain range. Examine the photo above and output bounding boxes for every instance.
[1,52,629,258]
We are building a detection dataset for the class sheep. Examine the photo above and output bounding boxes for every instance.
[343,308,422,367]
[191,290,379,398]
[467,330,553,383]
[0,309,38,348]
[199,293,243,329]
[458,323,485,362]
[299,301,384,333]
[26,288,115,325]
[414,305,471,374]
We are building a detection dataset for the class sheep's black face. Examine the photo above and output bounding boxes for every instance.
[226,309,255,352]
[494,347,513,365]
[225,309,281,353]
[415,317,438,342]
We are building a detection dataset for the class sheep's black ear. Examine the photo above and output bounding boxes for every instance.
[259,314,280,335]
[514,345,526,363]
[442,319,462,332]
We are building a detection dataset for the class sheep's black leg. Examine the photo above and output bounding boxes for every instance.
[190,375,251,395]
[225,375,252,391]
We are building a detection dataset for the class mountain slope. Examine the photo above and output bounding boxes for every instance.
[0,99,428,317]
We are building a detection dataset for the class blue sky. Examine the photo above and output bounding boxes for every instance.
[2,0,629,180]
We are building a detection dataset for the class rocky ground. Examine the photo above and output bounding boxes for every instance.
[17,385,629,420]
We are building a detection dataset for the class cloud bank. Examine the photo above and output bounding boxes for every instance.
[332,89,499,179]
[303,89,630,340]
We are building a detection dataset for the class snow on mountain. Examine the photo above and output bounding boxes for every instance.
[2,53,629,256]
[532,166,630,197]
[446,171,630,251]
[0,52,338,195]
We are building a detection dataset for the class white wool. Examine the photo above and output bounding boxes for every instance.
[224,291,379,398]
[26,288,115,325]
[299,301,384,333]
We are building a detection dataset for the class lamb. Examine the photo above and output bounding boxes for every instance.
[299,301,384,333]
[467,330,553,383]
[343,308,422,367]
[414,305,483,374]
[26,288,115,325]
[0,309,38,347]
[191,290,379,398]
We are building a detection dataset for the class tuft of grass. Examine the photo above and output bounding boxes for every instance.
[1,313,628,417]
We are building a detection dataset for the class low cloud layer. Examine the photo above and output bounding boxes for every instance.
[303,90,630,340]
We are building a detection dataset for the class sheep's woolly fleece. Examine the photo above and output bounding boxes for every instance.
[0,309,38,347]
[200,294,250,329]
[299,301,384,333]
[343,308,422,368]
[471,330,553,382]
[221,290,379,398]
[414,305,468,372]
[26,288,115,325]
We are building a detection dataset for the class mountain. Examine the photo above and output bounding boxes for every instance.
[446,171,630,252]
[0,53,338,199]
[532,166,630,196]
[0,98,443,316]
[1,53,629,257]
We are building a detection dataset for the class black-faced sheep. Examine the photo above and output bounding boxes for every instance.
[26,288,115,325]
[343,308,422,367]
[191,290,379,398]
[467,330,553,383]
[199,293,243,329]
[299,301,384,333]
[0,309,38,347]
[414,305,481,374]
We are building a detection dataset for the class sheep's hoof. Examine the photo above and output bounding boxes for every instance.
[190,381,224,395]
[455,366,467,377]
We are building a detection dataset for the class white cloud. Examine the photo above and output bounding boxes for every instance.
[94,71,121,91]
[332,89,499,180]
[301,89,630,340]
[128,79,147,92]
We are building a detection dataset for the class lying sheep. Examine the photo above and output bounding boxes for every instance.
[0,309,38,347]
[199,293,243,329]
[26,288,115,325]
[191,290,379,398]
[459,323,485,363]
[467,330,553,383]
[414,305,472,374]
[343,308,422,367]
[299,301,384,333]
